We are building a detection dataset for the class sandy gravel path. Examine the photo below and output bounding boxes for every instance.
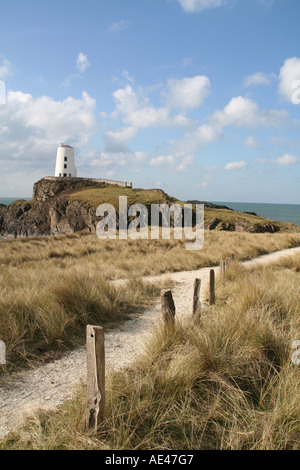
[1,245,300,439]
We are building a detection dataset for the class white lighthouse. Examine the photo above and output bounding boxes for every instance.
[55,143,77,178]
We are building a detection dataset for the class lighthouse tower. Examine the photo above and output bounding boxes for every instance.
[55,143,77,178]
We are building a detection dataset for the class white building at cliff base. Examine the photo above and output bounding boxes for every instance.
[55,143,77,178]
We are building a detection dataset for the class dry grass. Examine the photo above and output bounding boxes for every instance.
[0,269,168,371]
[1,230,300,278]
[1,253,299,450]
[69,185,180,208]
[0,230,299,370]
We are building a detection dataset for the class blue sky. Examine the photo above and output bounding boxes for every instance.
[0,0,299,203]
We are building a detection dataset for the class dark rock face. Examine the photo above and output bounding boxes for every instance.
[0,178,101,238]
[186,200,234,211]
[0,200,51,237]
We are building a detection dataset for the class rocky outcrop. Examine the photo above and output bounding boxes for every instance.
[0,178,104,238]
[204,217,278,233]
[186,201,234,211]
[0,197,98,238]
[33,177,107,202]
[0,177,298,238]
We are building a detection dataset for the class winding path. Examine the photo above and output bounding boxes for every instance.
[1,246,300,439]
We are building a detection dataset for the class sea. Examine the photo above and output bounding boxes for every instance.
[0,198,299,227]
[0,197,31,206]
[212,201,300,227]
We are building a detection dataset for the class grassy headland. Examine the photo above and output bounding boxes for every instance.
[69,184,299,233]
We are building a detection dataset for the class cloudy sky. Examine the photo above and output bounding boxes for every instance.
[0,0,299,203]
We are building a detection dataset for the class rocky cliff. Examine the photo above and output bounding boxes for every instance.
[0,178,107,238]
[0,177,299,238]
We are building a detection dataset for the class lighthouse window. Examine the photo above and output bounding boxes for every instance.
[64,164,67,169]
[64,157,67,161]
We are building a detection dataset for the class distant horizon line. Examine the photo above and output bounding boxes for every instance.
[0,196,299,206]
[211,201,300,206]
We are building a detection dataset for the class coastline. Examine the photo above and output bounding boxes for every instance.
[212,201,300,227]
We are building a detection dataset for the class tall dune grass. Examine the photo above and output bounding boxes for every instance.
[0,271,168,369]
[1,253,299,450]
[1,231,300,278]
[0,230,299,369]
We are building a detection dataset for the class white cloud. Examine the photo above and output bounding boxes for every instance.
[166,75,210,109]
[0,90,97,168]
[112,85,140,116]
[125,106,171,128]
[0,57,13,80]
[175,155,195,172]
[9,91,96,143]
[164,124,221,167]
[105,126,137,143]
[176,0,227,13]
[108,20,131,33]
[149,153,195,172]
[132,151,147,162]
[256,0,275,8]
[150,155,176,167]
[112,83,194,129]
[89,150,127,171]
[211,96,258,127]
[243,72,275,87]
[244,136,264,150]
[154,124,220,174]
[255,153,299,167]
[61,52,91,87]
[224,160,248,170]
[76,53,90,73]
[176,0,273,13]
[103,126,137,153]
[181,57,193,68]
[269,136,300,148]
[275,153,298,166]
[90,152,114,168]
[278,57,300,104]
[0,89,98,194]
[210,96,288,128]
[178,124,222,152]
[255,157,271,165]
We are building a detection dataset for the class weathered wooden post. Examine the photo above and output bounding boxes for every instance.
[231,253,235,262]
[0,340,6,365]
[220,260,225,276]
[225,257,231,270]
[193,278,201,316]
[209,269,215,305]
[86,325,105,431]
[161,289,176,326]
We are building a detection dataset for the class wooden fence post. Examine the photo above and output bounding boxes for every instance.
[86,325,105,431]
[161,289,176,326]
[209,269,215,305]
[0,340,6,365]
[231,253,235,262]
[225,257,231,270]
[193,278,201,316]
[220,260,225,276]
